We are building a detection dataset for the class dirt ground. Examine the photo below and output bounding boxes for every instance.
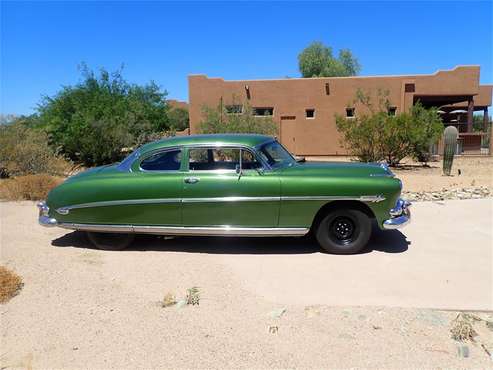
[306,156,493,192]
[1,201,492,369]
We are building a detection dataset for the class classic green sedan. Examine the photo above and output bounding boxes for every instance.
[38,134,410,254]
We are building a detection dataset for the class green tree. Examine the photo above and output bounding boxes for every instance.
[37,64,170,166]
[298,42,361,78]
[167,107,189,131]
[199,101,277,135]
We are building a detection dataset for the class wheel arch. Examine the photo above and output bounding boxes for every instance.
[311,200,376,231]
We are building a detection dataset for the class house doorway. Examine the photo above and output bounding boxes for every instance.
[280,116,296,154]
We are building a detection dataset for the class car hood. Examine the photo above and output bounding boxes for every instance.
[280,161,393,178]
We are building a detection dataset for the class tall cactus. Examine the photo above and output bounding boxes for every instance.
[443,126,458,176]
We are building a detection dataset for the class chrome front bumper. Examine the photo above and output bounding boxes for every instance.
[383,198,411,230]
[37,201,58,227]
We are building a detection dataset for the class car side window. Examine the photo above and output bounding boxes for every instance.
[140,149,182,171]
[188,148,261,171]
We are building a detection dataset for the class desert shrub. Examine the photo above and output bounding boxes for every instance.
[0,174,63,201]
[199,101,277,135]
[167,107,189,131]
[409,103,443,163]
[37,64,170,166]
[335,90,442,166]
[0,266,23,303]
[0,121,71,177]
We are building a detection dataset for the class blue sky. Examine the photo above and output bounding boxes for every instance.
[1,1,492,115]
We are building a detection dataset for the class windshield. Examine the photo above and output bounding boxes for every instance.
[258,141,295,168]
[117,148,140,171]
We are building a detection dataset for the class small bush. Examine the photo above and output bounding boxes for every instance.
[0,121,71,177]
[335,90,442,166]
[0,266,23,304]
[450,313,479,342]
[186,287,200,306]
[199,100,277,135]
[0,174,63,201]
[161,292,177,308]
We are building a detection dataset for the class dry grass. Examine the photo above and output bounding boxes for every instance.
[0,174,63,201]
[450,313,479,342]
[0,266,23,304]
[161,292,177,308]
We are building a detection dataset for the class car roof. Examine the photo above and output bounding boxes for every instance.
[139,134,275,153]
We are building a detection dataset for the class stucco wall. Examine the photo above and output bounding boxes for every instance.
[188,66,484,155]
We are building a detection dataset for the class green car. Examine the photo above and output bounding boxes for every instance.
[38,134,410,254]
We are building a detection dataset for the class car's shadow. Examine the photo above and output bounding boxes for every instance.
[51,223,410,255]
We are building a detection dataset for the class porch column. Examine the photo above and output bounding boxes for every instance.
[484,108,489,132]
[467,97,474,132]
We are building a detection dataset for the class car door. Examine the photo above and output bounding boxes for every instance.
[122,147,184,226]
[182,146,280,228]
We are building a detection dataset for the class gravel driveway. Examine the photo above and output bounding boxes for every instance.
[1,199,492,368]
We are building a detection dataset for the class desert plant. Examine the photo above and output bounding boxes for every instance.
[443,126,458,176]
[199,100,277,135]
[335,91,443,166]
[167,107,189,131]
[36,64,171,166]
[0,266,23,304]
[0,174,63,201]
[185,287,200,306]
[450,313,478,342]
[410,104,443,164]
[161,292,177,308]
[0,121,71,177]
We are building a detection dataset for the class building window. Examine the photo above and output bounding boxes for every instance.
[306,109,315,119]
[253,107,274,116]
[346,107,355,118]
[325,83,330,95]
[388,107,397,116]
[405,83,415,93]
[225,105,243,114]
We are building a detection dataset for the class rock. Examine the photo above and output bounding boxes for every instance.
[457,344,469,358]
[268,307,286,319]
[175,299,187,309]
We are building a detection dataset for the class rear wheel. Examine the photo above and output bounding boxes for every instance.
[315,209,371,254]
[86,232,135,251]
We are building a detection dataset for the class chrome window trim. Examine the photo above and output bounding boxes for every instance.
[137,147,184,173]
[56,194,385,214]
[186,145,268,173]
[182,196,279,203]
[57,223,309,237]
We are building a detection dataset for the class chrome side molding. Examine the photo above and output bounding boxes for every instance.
[56,194,386,214]
[57,223,310,237]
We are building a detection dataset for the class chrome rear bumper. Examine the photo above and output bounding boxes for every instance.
[383,199,411,230]
[37,201,57,227]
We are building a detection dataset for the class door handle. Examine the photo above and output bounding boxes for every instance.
[184,177,200,184]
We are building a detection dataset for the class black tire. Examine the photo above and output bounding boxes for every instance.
[86,232,135,251]
[315,209,371,254]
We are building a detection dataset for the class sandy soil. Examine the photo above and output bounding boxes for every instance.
[306,156,493,192]
[1,201,492,369]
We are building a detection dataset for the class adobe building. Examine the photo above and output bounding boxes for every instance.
[188,66,492,155]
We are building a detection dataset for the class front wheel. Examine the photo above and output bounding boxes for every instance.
[315,209,371,254]
[86,232,135,251]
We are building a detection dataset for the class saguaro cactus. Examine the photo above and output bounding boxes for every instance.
[443,126,458,176]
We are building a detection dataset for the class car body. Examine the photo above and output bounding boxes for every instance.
[38,134,410,253]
